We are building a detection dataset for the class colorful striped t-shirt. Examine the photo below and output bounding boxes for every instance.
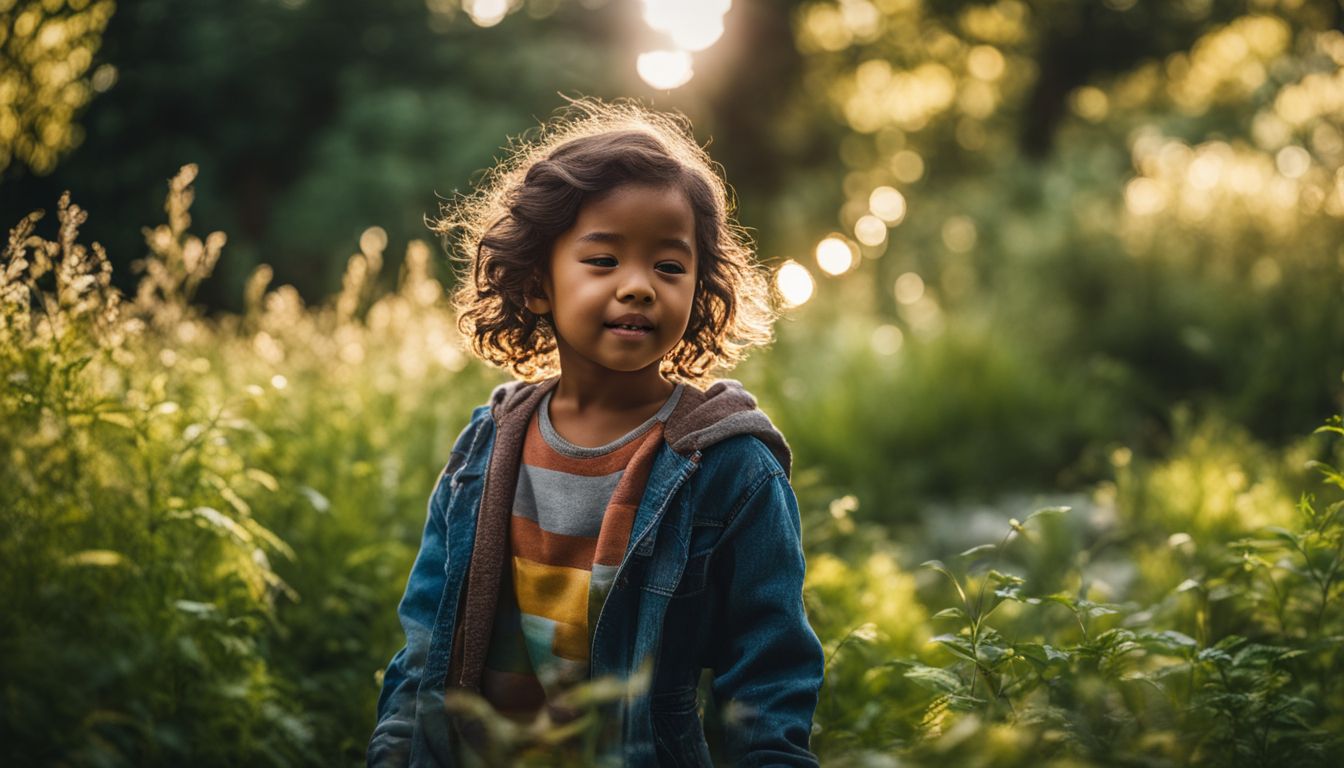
[479,383,686,725]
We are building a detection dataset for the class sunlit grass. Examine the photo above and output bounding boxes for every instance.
[4,156,1344,764]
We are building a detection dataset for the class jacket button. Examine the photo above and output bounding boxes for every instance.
[617,575,627,587]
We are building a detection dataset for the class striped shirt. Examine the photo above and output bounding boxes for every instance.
[479,383,686,726]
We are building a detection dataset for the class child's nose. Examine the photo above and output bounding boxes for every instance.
[618,274,655,304]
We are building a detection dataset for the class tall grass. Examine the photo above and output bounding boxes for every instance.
[3,168,1341,766]
[1,166,496,765]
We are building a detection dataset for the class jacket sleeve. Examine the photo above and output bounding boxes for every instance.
[367,418,479,768]
[709,468,826,768]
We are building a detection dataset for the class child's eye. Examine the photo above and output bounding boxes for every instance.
[657,262,687,274]
[583,256,617,267]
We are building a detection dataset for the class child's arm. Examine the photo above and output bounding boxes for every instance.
[709,468,826,767]
[367,419,479,767]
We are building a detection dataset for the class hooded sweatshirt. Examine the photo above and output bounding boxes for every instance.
[447,375,793,694]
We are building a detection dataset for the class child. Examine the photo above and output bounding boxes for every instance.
[367,99,824,767]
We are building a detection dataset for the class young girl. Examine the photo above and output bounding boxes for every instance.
[367,100,824,767]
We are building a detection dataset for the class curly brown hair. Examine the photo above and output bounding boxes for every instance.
[432,98,777,384]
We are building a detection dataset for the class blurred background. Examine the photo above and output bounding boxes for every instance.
[4,0,1344,765]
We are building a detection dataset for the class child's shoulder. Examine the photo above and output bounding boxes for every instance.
[666,378,793,480]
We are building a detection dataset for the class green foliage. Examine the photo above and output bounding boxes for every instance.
[778,0,1344,511]
[0,169,497,764]
[809,424,1344,767]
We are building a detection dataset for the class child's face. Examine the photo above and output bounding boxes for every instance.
[526,183,697,379]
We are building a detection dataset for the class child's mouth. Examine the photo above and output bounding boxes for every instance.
[605,324,652,338]
[604,313,655,338]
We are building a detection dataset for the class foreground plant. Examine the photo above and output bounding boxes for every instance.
[850,421,1344,767]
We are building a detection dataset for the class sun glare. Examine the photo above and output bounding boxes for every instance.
[637,50,695,89]
[643,0,730,51]
[637,0,731,87]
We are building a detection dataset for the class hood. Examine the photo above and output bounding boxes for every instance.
[487,376,792,477]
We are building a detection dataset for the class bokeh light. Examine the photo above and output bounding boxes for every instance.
[966,45,1005,81]
[869,186,907,223]
[891,150,924,183]
[1275,145,1311,178]
[0,0,115,175]
[464,0,510,27]
[1125,177,1168,215]
[894,272,924,305]
[854,214,887,246]
[775,260,815,307]
[941,216,977,253]
[637,50,694,90]
[815,236,856,274]
[870,323,904,355]
[1071,86,1109,122]
[359,226,388,257]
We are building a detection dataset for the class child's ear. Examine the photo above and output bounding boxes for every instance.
[524,294,551,316]
[523,273,552,316]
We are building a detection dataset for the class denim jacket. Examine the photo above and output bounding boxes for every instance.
[367,376,824,767]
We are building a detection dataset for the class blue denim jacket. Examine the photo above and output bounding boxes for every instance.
[367,377,824,766]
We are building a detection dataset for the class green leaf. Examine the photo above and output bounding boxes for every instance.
[958,543,997,558]
[1014,642,1066,666]
[932,607,967,621]
[1024,506,1070,523]
[169,506,252,545]
[60,550,118,568]
[1076,599,1120,617]
[174,599,217,617]
[987,569,1025,586]
[1305,460,1344,490]
[298,485,331,513]
[945,693,988,710]
[1139,630,1198,656]
[975,643,1009,664]
[1263,526,1300,546]
[1044,593,1077,609]
[921,559,969,608]
[903,664,963,694]
[96,411,137,430]
[1175,578,1202,593]
[932,633,977,663]
[1042,644,1070,662]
